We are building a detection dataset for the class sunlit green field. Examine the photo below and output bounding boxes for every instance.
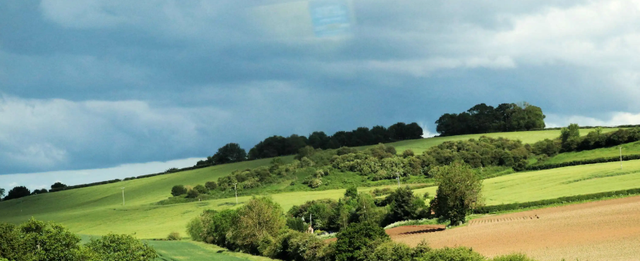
[414,160,640,205]
[0,128,631,240]
[148,240,275,261]
[541,141,640,165]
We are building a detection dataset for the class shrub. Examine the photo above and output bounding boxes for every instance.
[186,216,205,242]
[286,217,307,232]
[194,184,208,194]
[186,189,200,198]
[335,222,390,261]
[229,197,286,254]
[492,253,536,261]
[171,185,187,196]
[369,241,414,261]
[85,234,157,261]
[205,181,218,190]
[308,178,323,188]
[167,232,180,241]
[402,149,415,158]
[416,247,484,261]
[345,186,358,198]
[266,230,333,261]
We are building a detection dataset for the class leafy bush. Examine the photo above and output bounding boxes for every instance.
[167,232,180,241]
[334,222,390,261]
[265,230,333,261]
[171,185,187,196]
[492,253,536,261]
[85,233,157,260]
[186,189,200,198]
[383,186,426,224]
[229,197,286,254]
[194,184,208,194]
[416,247,485,261]
[205,181,218,190]
[369,241,414,261]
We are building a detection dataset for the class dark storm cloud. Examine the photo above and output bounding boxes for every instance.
[1,0,640,175]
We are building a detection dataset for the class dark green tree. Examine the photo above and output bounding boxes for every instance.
[4,186,30,200]
[385,186,423,223]
[171,185,187,196]
[0,188,4,199]
[431,162,482,225]
[334,222,390,261]
[212,143,247,164]
[50,182,67,192]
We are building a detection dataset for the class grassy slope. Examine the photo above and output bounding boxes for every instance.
[149,240,275,261]
[0,128,623,239]
[542,140,640,165]
[413,160,640,205]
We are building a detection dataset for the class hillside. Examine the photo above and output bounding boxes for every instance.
[0,127,633,239]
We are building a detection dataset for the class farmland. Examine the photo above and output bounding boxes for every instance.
[1,127,640,260]
[394,195,640,261]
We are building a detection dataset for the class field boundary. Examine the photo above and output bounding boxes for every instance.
[524,154,640,171]
[473,187,640,214]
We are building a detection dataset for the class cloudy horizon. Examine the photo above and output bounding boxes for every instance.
[3,0,640,189]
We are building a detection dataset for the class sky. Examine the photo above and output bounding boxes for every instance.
[3,0,640,190]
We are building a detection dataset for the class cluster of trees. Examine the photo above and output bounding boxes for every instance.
[186,167,529,261]
[531,125,640,160]
[436,102,546,136]
[249,122,423,160]
[194,122,423,168]
[0,218,156,261]
[2,182,72,201]
[172,137,527,201]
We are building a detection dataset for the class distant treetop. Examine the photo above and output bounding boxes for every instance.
[435,102,545,136]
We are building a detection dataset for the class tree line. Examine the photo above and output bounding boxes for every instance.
[436,102,546,136]
[195,122,423,167]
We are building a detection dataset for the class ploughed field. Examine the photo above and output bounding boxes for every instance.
[394,196,640,261]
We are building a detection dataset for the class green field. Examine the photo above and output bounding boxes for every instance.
[541,140,640,165]
[413,160,640,205]
[0,128,633,241]
[149,240,275,261]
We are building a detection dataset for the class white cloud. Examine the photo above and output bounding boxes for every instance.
[0,95,230,173]
[546,112,640,127]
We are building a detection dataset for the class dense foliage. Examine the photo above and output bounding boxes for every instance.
[334,221,390,261]
[436,102,546,136]
[431,162,483,225]
[248,122,423,160]
[171,137,524,202]
[530,125,640,167]
[188,195,536,261]
[3,186,30,200]
[196,143,247,167]
[0,218,156,261]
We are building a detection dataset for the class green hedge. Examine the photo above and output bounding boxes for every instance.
[524,154,640,171]
[473,187,640,214]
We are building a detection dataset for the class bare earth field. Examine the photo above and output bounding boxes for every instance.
[394,196,640,261]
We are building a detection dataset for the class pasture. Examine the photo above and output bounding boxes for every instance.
[0,128,635,240]
[542,140,640,165]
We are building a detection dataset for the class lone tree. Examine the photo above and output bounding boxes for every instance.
[230,197,286,254]
[0,188,4,200]
[50,182,67,192]
[431,162,482,225]
[171,185,187,196]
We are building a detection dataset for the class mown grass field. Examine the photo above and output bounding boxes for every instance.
[413,160,640,205]
[0,128,631,240]
[149,240,275,261]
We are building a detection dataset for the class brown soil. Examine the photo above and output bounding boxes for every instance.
[394,196,640,261]
[323,224,446,243]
